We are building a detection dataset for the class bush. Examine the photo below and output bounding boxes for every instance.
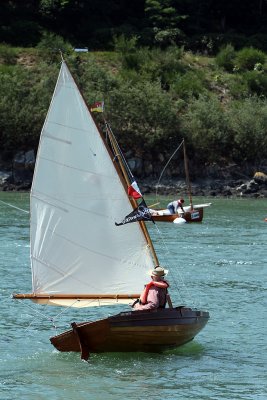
[146,46,184,86]
[215,44,236,72]
[113,35,140,70]
[185,34,247,55]
[243,70,267,96]
[107,79,180,153]
[0,64,57,152]
[235,47,266,71]
[79,57,118,101]
[36,32,73,63]
[115,43,185,90]
[0,44,17,65]
[179,95,231,163]
[171,70,207,100]
[226,97,267,162]
[226,74,250,99]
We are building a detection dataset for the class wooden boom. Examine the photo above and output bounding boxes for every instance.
[13,293,140,300]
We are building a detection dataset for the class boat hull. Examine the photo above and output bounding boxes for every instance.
[152,208,203,223]
[50,306,209,358]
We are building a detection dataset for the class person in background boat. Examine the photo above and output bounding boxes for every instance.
[167,198,185,215]
[133,266,169,311]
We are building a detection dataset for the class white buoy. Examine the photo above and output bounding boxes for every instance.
[173,217,186,224]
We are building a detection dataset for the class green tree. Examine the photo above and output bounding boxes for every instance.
[180,94,231,163]
[0,64,57,153]
[227,97,267,162]
[107,79,180,154]
[145,0,186,46]
[215,44,236,72]
[235,47,266,71]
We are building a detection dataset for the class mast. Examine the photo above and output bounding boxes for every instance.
[183,139,193,210]
[105,122,159,265]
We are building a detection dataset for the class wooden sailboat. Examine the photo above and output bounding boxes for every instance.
[13,60,209,360]
[151,140,211,223]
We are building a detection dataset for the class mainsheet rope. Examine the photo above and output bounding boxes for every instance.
[151,223,197,308]
[13,296,82,334]
[155,140,184,198]
[0,199,29,214]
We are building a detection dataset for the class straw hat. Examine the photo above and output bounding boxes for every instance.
[150,266,168,277]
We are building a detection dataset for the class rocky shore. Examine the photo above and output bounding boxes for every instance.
[140,173,267,198]
[0,150,267,198]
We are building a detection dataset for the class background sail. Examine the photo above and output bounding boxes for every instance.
[30,62,154,303]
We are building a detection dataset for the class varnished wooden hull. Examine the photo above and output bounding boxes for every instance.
[50,306,209,359]
[152,208,204,223]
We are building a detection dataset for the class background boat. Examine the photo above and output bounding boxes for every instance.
[151,140,211,223]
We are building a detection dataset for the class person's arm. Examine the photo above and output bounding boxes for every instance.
[178,201,184,212]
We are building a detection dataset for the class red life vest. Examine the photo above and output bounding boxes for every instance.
[140,280,169,305]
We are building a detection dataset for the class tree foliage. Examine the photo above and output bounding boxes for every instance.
[0,2,267,170]
[235,47,266,71]
[1,0,267,51]
[179,95,232,163]
[107,79,181,153]
[227,97,267,162]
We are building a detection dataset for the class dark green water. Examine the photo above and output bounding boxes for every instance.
[0,193,266,400]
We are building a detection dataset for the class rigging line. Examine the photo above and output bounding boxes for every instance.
[0,199,29,214]
[106,122,134,180]
[15,298,56,323]
[105,124,120,167]
[152,223,196,307]
[48,299,81,321]
[59,49,64,62]
[15,297,80,332]
[24,316,48,332]
[156,140,184,198]
[15,300,56,331]
[38,300,83,332]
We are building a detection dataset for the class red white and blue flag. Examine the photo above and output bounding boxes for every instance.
[127,180,142,199]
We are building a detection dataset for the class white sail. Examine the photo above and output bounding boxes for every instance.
[30,62,154,307]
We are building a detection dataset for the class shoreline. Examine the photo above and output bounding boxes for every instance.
[1,150,267,198]
[139,175,267,199]
[1,176,266,199]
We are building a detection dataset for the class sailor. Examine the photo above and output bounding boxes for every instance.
[133,266,169,310]
[167,198,185,215]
